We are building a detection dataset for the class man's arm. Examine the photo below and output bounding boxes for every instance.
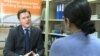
[36,29,44,56]
[3,28,19,56]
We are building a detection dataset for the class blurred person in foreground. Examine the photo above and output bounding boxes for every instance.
[49,0,100,56]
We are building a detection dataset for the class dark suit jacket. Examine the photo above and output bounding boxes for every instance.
[3,25,44,56]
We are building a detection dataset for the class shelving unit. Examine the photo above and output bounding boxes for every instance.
[42,0,67,56]
[43,0,50,56]
[42,0,100,56]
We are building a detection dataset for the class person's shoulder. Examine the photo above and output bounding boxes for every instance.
[91,37,100,44]
[9,27,17,32]
[51,38,61,48]
[10,25,21,31]
[52,36,69,45]
[89,36,100,47]
[91,39,100,51]
[52,35,76,46]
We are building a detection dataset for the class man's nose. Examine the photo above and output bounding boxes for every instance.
[26,18,30,21]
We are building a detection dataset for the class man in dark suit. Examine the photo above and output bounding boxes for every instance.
[3,8,44,56]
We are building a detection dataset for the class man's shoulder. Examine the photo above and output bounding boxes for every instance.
[10,27,17,32]
[10,25,22,32]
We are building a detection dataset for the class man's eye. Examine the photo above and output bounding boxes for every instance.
[27,16,30,18]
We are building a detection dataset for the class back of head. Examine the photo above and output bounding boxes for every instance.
[64,0,95,36]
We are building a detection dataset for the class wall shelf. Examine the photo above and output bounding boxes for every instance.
[42,32,68,36]
[48,33,68,37]
[41,19,64,21]
[42,0,52,2]
[41,18,100,22]
[89,0,100,3]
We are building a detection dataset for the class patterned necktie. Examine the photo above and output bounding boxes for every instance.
[24,29,31,53]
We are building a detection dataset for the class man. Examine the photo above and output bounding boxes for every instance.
[3,8,44,56]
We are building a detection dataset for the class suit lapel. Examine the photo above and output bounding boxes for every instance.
[17,25,25,48]
[18,25,24,39]
[30,26,34,49]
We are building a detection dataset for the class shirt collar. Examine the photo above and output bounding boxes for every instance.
[22,26,30,31]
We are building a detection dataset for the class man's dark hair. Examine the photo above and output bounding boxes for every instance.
[17,8,31,19]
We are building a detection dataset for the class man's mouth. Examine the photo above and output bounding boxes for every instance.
[26,22,30,24]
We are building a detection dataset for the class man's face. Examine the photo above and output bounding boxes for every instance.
[19,12,31,28]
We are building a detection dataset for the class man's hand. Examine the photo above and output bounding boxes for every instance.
[24,51,35,56]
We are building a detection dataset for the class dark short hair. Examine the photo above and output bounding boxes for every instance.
[17,8,31,19]
[63,0,95,35]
